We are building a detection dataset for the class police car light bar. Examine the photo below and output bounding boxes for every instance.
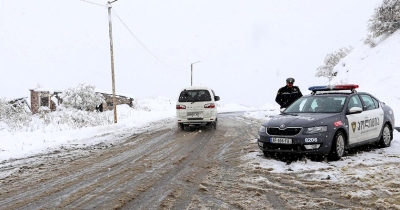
[308,84,359,92]
[334,84,359,90]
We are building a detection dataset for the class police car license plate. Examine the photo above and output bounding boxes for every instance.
[270,137,292,144]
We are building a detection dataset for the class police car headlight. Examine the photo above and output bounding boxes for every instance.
[304,126,327,134]
[259,126,266,133]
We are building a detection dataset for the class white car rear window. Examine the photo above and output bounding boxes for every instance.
[179,90,212,102]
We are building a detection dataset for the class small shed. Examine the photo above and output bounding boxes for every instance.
[96,91,134,112]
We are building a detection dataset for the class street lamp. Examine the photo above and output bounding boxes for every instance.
[191,61,200,86]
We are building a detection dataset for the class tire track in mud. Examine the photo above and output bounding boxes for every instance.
[62,130,185,209]
[117,115,289,210]
[182,116,289,210]
[58,128,207,209]
[116,115,268,209]
[227,120,288,209]
[160,116,262,209]
[120,127,216,209]
[0,129,179,209]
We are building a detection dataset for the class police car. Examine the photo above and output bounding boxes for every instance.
[257,84,395,161]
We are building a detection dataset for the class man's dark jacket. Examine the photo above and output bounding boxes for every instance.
[275,85,303,108]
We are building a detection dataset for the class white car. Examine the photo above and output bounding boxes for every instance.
[176,86,220,130]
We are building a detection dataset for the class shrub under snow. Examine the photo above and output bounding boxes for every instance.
[0,99,31,132]
[0,104,118,133]
[368,0,400,38]
[60,84,105,111]
[315,46,353,80]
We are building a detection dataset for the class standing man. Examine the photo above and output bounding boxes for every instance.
[275,77,303,109]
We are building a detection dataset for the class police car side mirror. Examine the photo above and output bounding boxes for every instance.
[349,107,363,114]
[214,96,220,101]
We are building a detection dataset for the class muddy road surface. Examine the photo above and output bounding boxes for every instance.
[0,113,386,209]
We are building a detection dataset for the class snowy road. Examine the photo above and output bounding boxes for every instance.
[0,113,399,209]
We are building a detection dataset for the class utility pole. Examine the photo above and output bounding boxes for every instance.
[108,0,118,123]
[191,61,200,86]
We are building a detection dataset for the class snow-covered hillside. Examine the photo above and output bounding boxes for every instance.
[331,29,400,123]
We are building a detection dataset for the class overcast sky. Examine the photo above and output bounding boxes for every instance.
[0,0,382,106]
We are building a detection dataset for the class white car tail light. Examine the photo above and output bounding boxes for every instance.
[176,105,186,109]
[204,103,215,108]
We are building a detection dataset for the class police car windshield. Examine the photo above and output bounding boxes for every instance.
[284,96,346,113]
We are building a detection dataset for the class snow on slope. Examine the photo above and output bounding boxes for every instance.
[331,29,400,125]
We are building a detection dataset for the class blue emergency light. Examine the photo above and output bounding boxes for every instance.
[309,84,359,92]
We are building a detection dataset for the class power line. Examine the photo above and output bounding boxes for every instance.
[78,0,189,70]
[79,0,107,8]
[111,8,189,70]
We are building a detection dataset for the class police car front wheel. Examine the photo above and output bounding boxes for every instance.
[328,131,345,161]
[379,124,392,148]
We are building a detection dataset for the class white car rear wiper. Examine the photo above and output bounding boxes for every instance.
[282,112,298,116]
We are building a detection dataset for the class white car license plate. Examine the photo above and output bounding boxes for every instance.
[187,112,200,117]
[270,137,292,144]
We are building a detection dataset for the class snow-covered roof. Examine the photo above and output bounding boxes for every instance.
[179,86,214,91]
[95,89,134,98]
[29,88,62,94]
